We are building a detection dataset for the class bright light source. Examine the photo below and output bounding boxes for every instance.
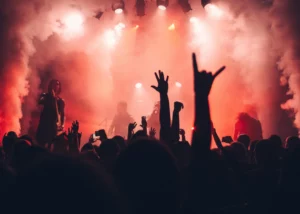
[175,82,182,88]
[191,127,195,130]
[115,8,123,14]
[157,0,168,10]
[158,5,167,10]
[112,0,125,14]
[61,12,84,39]
[189,17,198,23]
[205,4,223,18]
[135,83,142,89]
[168,23,175,31]
[63,12,84,32]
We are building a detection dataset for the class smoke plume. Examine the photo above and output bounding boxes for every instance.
[270,0,300,135]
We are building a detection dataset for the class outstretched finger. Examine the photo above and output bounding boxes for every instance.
[166,76,169,82]
[151,85,159,91]
[154,72,159,82]
[192,53,199,74]
[159,70,164,81]
[213,66,226,79]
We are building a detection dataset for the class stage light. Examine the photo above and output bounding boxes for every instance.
[135,83,142,89]
[112,0,125,14]
[64,13,84,30]
[175,82,182,88]
[205,3,223,18]
[189,17,198,23]
[136,0,146,16]
[191,127,195,130]
[157,0,169,10]
[168,23,175,31]
[201,0,210,8]
[179,0,192,13]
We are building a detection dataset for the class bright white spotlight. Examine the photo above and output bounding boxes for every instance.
[135,83,142,89]
[175,82,182,88]
[63,12,84,32]
[112,0,125,14]
[205,4,223,18]
[158,5,167,10]
[115,8,123,14]
[189,17,198,23]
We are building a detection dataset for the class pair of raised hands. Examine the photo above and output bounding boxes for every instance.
[151,53,225,96]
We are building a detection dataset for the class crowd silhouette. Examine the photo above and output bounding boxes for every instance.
[1,53,300,214]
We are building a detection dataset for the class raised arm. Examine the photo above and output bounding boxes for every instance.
[151,70,171,142]
[171,101,184,142]
[192,53,225,159]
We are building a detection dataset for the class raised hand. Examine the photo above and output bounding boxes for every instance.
[72,120,79,133]
[140,116,147,129]
[192,53,225,96]
[128,122,137,132]
[151,70,169,95]
[174,101,184,113]
[149,127,156,138]
[179,129,185,136]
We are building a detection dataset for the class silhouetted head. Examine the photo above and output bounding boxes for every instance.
[285,136,300,151]
[117,101,127,114]
[114,138,180,214]
[2,131,17,156]
[255,139,278,165]
[269,135,283,148]
[112,136,126,151]
[230,142,248,162]
[130,130,147,142]
[237,134,251,149]
[237,112,251,122]
[48,79,61,95]
[98,139,120,160]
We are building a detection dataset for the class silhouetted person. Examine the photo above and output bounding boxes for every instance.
[234,113,263,141]
[109,102,134,138]
[147,102,160,133]
[36,80,65,147]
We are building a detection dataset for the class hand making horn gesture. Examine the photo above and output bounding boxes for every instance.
[192,53,226,96]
